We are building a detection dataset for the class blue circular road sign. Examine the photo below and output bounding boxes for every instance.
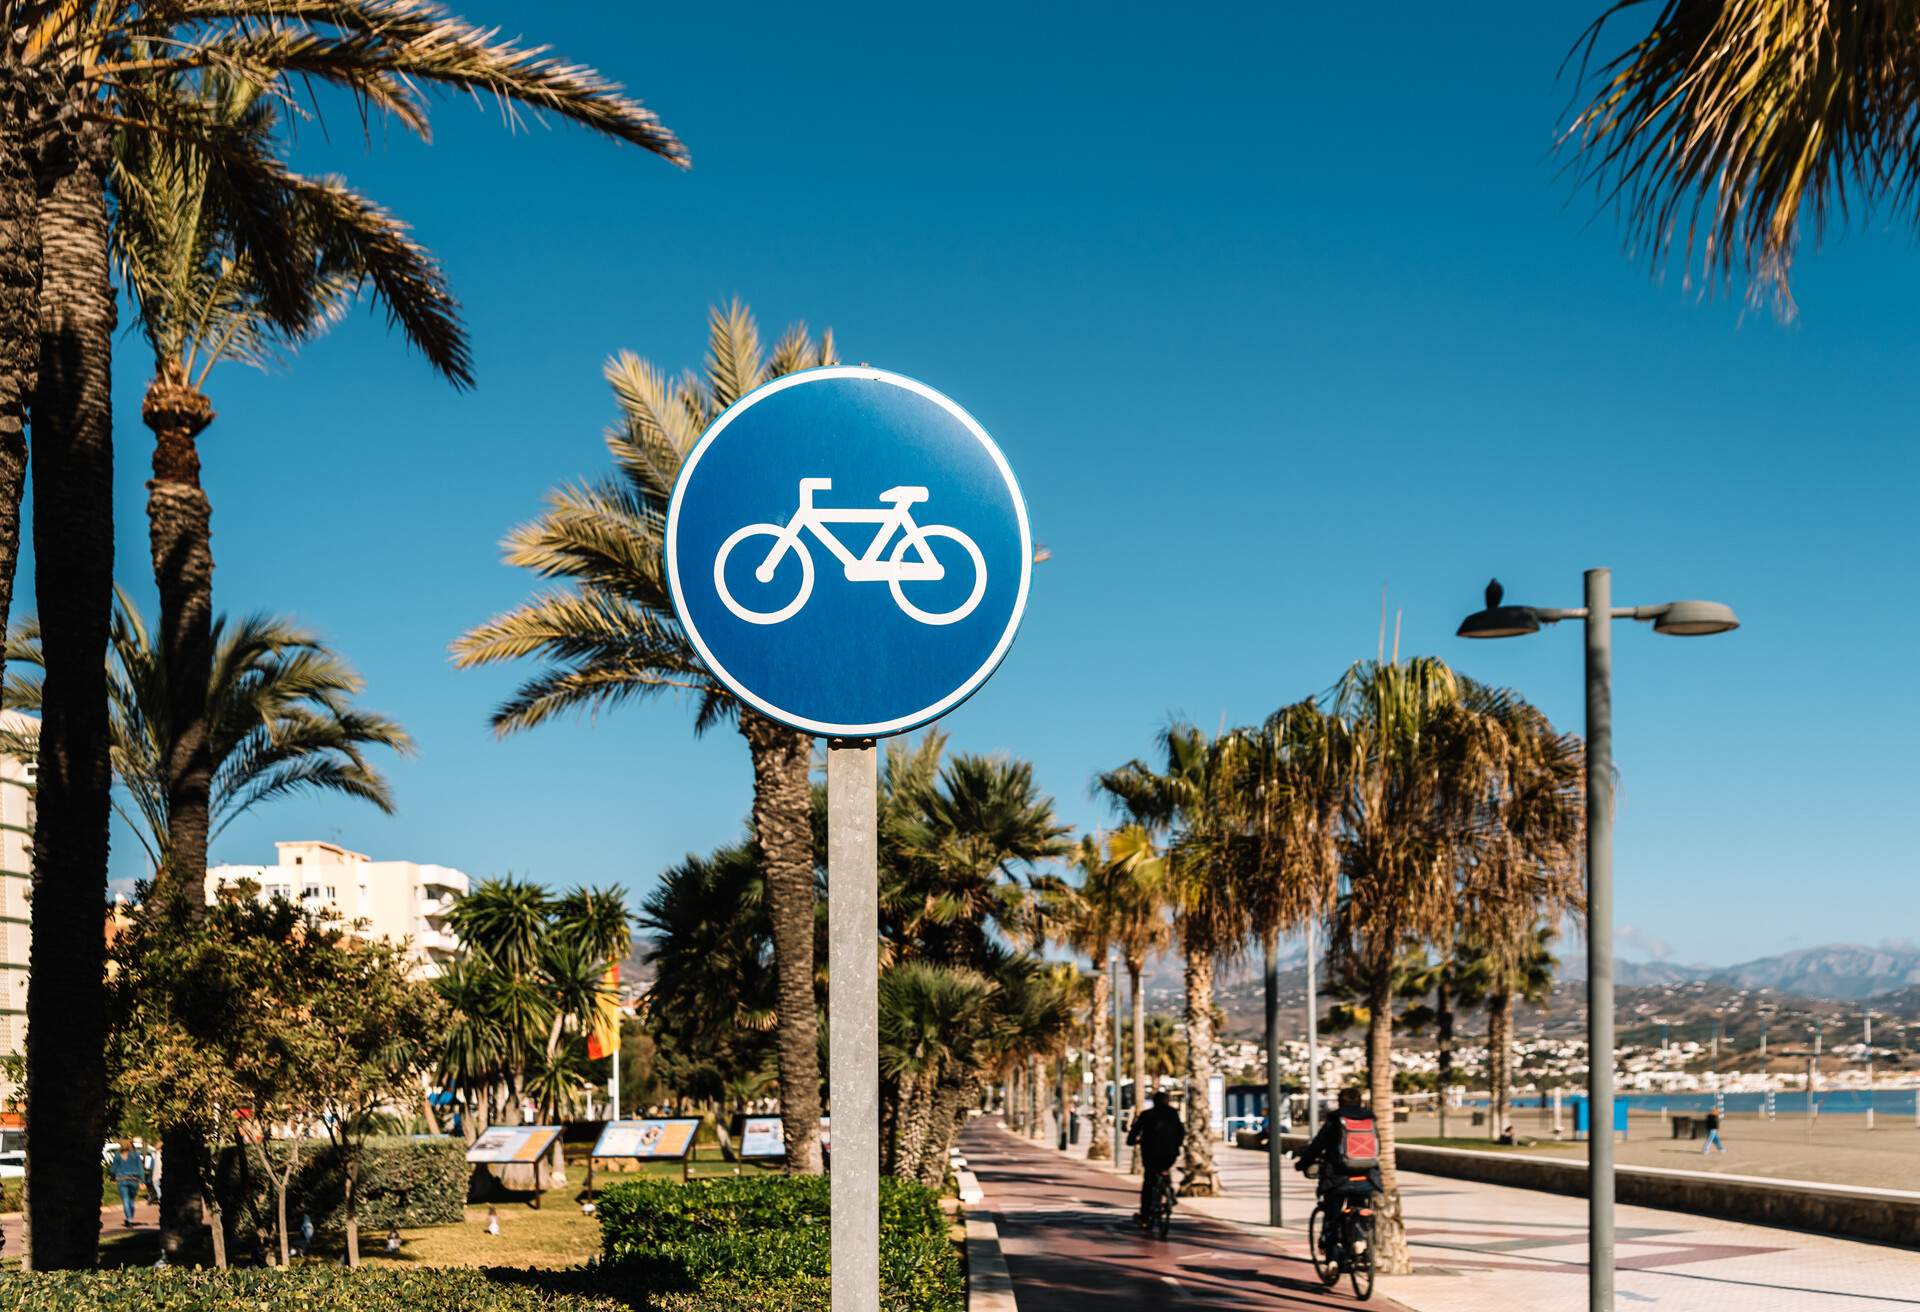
[665,366,1031,738]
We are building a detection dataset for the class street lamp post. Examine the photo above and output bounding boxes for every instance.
[1111,947,1124,1162]
[1264,934,1285,1228]
[1458,569,1737,1312]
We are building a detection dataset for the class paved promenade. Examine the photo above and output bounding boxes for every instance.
[958,1121,1410,1309]
[968,1118,1920,1312]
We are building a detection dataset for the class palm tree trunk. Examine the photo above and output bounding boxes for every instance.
[1437,972,1453,1139]
[0,113,35,690]
[142,359,216,914]
[1086,967,1112,1159]
[1367,970,1412,1273]
[917,1075,970,1191]
[23,120,116,1273]
[1027,1056,1039,1138]
[1179,939,1220,1196]
[739,713,823,1174]
[1490,989,1514,1138]
[1128,954,1146,1174]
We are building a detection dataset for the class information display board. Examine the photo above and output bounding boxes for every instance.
[591,1118,701,1160]
[464,1125,563,1164]
[736,1115,785,1160]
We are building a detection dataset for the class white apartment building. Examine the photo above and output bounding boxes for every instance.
[205,840,470,977]
[0,710,33,1113]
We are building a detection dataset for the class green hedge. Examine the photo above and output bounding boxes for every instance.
[216,1135,468,1239]
[595,1175,961,1310]
[0,1268,625,1312]
[0,1268,941,1312]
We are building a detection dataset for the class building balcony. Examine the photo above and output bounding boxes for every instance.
[413,929,461,958]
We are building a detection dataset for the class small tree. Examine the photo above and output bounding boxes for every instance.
[108,896,322,1268]
[307,936,443,1267]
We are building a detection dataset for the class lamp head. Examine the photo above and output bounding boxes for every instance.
[1456,578,1541,639]
[1652,600,1740,636]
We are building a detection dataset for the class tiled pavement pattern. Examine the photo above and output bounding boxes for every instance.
[969,1117,1920,1312]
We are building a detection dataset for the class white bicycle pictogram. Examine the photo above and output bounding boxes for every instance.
[714,477,987,626]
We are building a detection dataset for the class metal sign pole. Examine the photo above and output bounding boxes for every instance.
[829,740,879,1312]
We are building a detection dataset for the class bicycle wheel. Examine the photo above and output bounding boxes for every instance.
[1154,1178,1173,1240]
[1307,1204,1338,1286]
[1349,1213,1376,1301]
[888,525,986,625]
[714,524,813,624]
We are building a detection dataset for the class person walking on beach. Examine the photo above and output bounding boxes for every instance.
[1703,1109,1726,1154]
[109,1138,145,1225]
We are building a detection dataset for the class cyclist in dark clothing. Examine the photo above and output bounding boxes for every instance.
[1295,1087,1382,1265]
[1295,1087,1383,1197]
[1126,1090,1184,1224]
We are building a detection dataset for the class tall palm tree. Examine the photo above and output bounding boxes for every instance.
[1453,682,1583,1135]
[5,1,685,1266]
[112,69,467,918]
[1102,822,1172,1171]
[1329,657,1506,1272]
[1061,837,1118,1160]
[1100,725,1251,1196]
[453,303,836,1174]
[4,591,412,873]
[1565,1,1920,312]
[1482,925,1561,1138]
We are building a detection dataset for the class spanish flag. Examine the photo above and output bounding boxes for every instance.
[586,962,621,1061]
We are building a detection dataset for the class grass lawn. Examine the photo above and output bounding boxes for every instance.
[3,1145,784,1272]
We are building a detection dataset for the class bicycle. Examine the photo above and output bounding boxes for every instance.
[1138,1166,1176,1240]
[1303,1164,1376,1301]
[713,477,987,626]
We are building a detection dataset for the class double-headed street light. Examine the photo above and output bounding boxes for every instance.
[1457,568,1737,1312]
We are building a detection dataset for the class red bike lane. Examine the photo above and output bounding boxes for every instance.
[958,1121,1409,1311]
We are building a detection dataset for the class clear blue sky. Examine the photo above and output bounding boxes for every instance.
[28,2,1915,967]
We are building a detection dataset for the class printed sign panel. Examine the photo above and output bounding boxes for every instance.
[592,1118,701,1160]
[465,1125,563,1164]
[737,1115,785,1159]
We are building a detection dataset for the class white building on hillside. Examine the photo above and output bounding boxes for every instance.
[0,710,34,1114]
[205,840,470,977]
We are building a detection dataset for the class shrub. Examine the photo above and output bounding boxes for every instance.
[0,1268,626,1312]
[216,1135,468,1240]
[595,1174,960,1310]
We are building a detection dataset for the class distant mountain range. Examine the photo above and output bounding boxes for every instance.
[1562,944,1920,1002]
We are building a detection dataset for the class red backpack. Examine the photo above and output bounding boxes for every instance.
[1338,1113,1380,1173]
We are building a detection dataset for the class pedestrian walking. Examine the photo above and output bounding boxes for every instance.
[1703,1109,1726,1154]
[143,1140,162,1203]
[109,1138,145,1225]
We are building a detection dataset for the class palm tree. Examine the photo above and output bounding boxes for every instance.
[1329,657,1506,1272]
[1099,725,1251,1195]
[453,303,836,1175]
[5,1,685,1266]
[879,962,992,1182]
[112,70,467,918]
[1102,822,1172,1171]
[874,740,1069,1168]
[1454,681,1584,1138]
[1062,838,1118,1160]
[635,842,802,1119]
[4,591,412,873]
[441,877,557,1131]
[1565,1,1920,312]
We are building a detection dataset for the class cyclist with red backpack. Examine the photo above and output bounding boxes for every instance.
[1295,1087,1383,1258]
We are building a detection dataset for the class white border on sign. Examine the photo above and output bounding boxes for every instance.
[665,366,1033,738]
